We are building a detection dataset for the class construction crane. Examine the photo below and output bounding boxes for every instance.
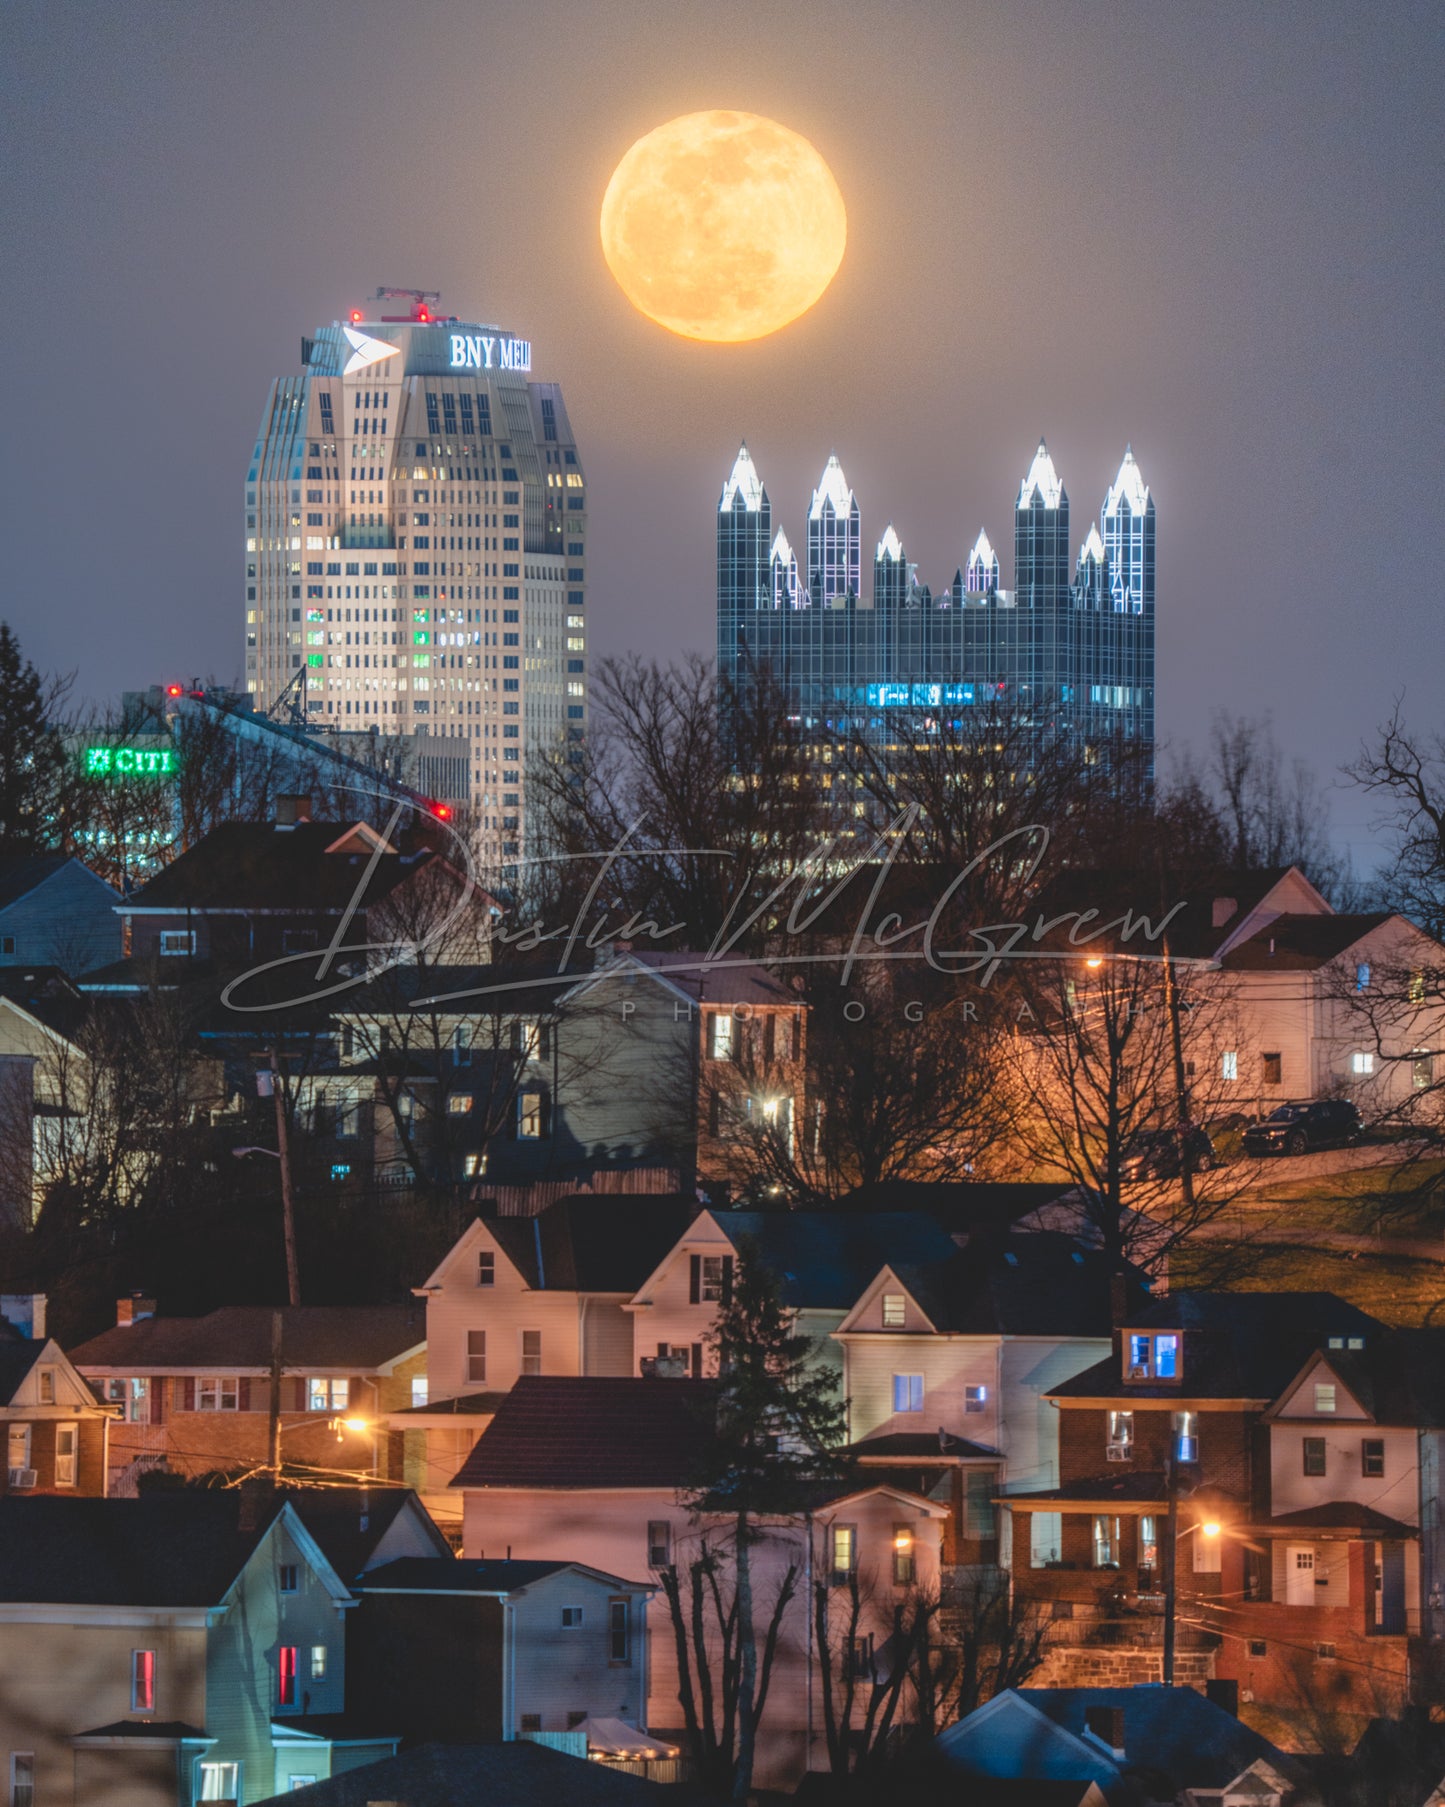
[373,287,445,323]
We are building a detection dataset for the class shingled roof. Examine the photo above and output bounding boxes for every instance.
[1220,911,1399,970]
[707,1210,962,1311]
[70,1303,425,1373]
[884,1233,1151,1337]
[450,1375,717,1491]
[485,1195,700,1293]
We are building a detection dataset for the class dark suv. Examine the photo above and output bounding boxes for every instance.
[1242,1099,1363,1157]
[1121,1127,1217,1180]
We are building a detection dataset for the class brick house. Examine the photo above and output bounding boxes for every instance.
[69,1299,426,1494]
[0,1301,113,1498]
[1003,1292,1430,1723]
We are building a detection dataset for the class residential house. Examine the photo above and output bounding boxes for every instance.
[449,1374,947,1791]
[832,1233,1151,1566]
[251,1738,699,1806]
[0,1493,403,1805]
[345,1557,657,1749]
[0,855,122,975]
[70,1300,426,1495]
[935,1686,1316,1805]
[1002,1292,1432,1722]
[396,1195,698,1523]
[0,1304,113,1497]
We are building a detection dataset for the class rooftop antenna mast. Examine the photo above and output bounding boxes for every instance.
[373,287,444,322]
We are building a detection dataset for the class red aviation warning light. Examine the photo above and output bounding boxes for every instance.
[349,308,364,324]
[431,802,452,821]
[417,306,431,323]
[165,684,183,698]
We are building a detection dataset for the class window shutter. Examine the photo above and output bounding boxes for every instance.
[238,1378,252,1412]
[689,1255,701,1305]
[721,1256,734,1304]
[690,1343,703,1379]
[150,1379,165,1425]
[182,1377,195,1412]
[290,1377,307,1412]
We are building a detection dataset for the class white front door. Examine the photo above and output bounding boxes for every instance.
[1286,1543,1316,1605]
[54,1424,78,1487]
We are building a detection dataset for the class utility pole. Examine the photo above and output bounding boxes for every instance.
[1161,932,1196,1215]
[1162,1449,1180,1685]
[269,1048,301,1307]
[267,1308,283,1482]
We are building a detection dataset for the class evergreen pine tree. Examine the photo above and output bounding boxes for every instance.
[0,623,65,852]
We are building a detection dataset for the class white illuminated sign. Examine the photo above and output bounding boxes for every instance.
[342,327,402,376]
[449,333,531,372]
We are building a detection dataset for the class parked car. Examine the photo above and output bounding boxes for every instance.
[1121,1127,1217,1179]
[1241,1099,1363,1157]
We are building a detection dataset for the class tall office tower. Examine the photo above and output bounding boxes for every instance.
[1014,440,1069,610]
[964,529,1000,595]
[770,529,800,610]
[245,293,587,868]
[716,443,772,688]
[874,525,909,610]
[807,456,861,608]
[1101,446,1154,614]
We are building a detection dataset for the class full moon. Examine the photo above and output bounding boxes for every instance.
[600,111,847,344]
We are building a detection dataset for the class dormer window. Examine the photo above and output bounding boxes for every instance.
[1314,1383,1337,1414]
[1126,1332,1180,1382]
[881,1293,905,1329]
[1327,1335,1365,1351]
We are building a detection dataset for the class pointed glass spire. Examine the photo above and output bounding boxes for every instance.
[770,527,794,563]
[1078,524,1106,565]
[1103,445,1150,518]
[876,523,904,562]
[720,441,766,513]
[965,529,999,592]
[809,453,855,521]
[1017,439,1064,510]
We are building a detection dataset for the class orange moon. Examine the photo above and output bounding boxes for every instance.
[600,111,847,343]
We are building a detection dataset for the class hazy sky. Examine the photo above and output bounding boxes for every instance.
[3,1,1441,866]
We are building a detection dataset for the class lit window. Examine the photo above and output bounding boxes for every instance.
[964,1384,987,1414]
[307,1378,349,1412]
[893,1374,924,1414]
[700,1254,730,1302]
[1174,1410,1199,1463]
[1139,1515,1158,1569]
[1356,963,1371,991]
[1127,1333,1151,1377]
[131,1647,156,1712]
[521,1330,542,1376]
[892,1524,915,1585]
[1221,1050,1238,1081]
[708,1013,735,1060]
[198,1762,240,1801]
[831,1524,857,1580]
[37,1370,55,1405]
[467,1330,486,1385]
[1352,1051,1374,1075]
[1107,1410,1134,1454]
[1314,1383,1337,1414]
[1409,971,1426,1005]
[1092,1515,1119,1568]
[159,929,196,957]
[1303,1437,1326,1477]
[10,1754,34,1807]
[516,1091,546,1139]
[1413,1052,1433,1090]
[279,1645,298,1707]
[310,1644,327,1680]
[477,1250,495,1287]
[609,1598,631,1662]
[881,1293,906,1328]
[411,1377,428,1408]
[1154,1334,1179,1379]
[195,1377,238,1412]
[447,1093,473,1115]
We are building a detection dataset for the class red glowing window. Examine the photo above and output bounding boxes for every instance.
[279,1645,298,1707]
[131,1648,155,1712]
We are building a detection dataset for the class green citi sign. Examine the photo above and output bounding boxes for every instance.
[84,746,179,779]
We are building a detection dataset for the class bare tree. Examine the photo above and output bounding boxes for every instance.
[1204,711,1349,900]
[1348,702,1445,935]
[814,1570,940,1776]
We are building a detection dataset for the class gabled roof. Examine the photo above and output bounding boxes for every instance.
[701,1209,963,1312]
[450,1375,718,1490]
[419,1197,699,1295]
[0,1496,339,1607]
[1048,1292,1383,1405]
[0,855,114,913]
[565,947,796,1010]
[283,1486,450,1581]
[121,820,443,914]
[0,1341,41,1405]
[355,1557,647,1595]
[70,1303,426,1374]
[1220,911,1401,970]
[249,1738,693,1806]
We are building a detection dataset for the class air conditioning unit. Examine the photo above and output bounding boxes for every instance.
[1128,1365,1149,1380]
[8,1469,36,1490]
[1105,1444,1131,1462]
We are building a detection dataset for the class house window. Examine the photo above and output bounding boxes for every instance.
[1092,1515,1119,1568]
[1315,1383,1337,1414]
[54,1424,77,1487]
[197,1763,240,1801]
[1249,1639,1268,1657]
[279,1645,298,1707]
[515,1020,546,1061]
[477,1250,495,1286]
[36,1370,55,1406]
[159,929,196,956]
[964,1384,987,1414]
[411,1377,428,1407]
[1362,1439,1385,1478]
[1262,1052,1282,1086]
[647,1521,672,1567]
[1413,1052,1434,1090]
[609,1599,630,1662]
[516,1090,546,1138]
[131,1647,156,1712]
[279,1564,299,1593]
[964,1470,998,1540]
[881,1292,906,1328]
[1221,1050,1238,1081]
[1139,1516,1158,1570]
[893,1374,924,1414]
[1356,963,1371,991]
[467,1330,486,1384]
[831,1524,857,1581]
[1126,1333,1180,1381]
[520,1714,543,1733]
[447,1093,473,1115]
[699,1254,731,1302]
[849,1635,876,1680]
[1303,1437,1326,1477]
[1352,1052,1374,1075]
[9,1755,34,1807]
[1317,1642,1337,1659]
[1154,1335,1178,1379]
[892,1524,915,1585]
[561,1606,584,1628]
[6,1423,30,1479]
[196,1377,239,1411]
[310,1644,327,1680]
[521,1330,542,1376]
[307,1378,349,1412]
[1174,1411,1199,1464]
[452,1025,472,1066]
[708,1013,735,1060]
[1107,1410,1134,1455]
[127,1377,150,1422]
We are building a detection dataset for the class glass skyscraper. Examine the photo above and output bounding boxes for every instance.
[716,439,1155,771]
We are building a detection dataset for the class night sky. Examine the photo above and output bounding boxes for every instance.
[3,1,1441,867]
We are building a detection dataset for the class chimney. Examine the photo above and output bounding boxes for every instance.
[275,794,313,828]
[1084,1704,1127,1757]
[1211,896,1237,929]
[116,1294,156,1327]
[0,1294,46,1340]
